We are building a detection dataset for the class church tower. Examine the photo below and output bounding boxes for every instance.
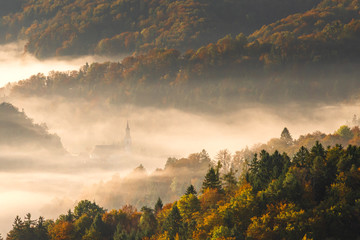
[124,121,132,152]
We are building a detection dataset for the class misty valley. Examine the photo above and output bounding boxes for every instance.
[0,0,359,239]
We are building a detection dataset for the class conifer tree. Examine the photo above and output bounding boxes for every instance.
[199,149,211,164]
[280,127,293,145]
[155,197,163,213]
[140,207,157,237]
[163,204,182,240]
[185,185,197,195]
[113,224,128,240]
[202,167,222,192]
[222,168,237,192]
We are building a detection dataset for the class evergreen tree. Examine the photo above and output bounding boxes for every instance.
[35,216,49,240]
[6,214,46,240]
[199,149,211,164]
[202,167,222,192]
[140,206,157,237]
[7,216,23,240]
[310,141,326,159]
[222,168,237,192]
[82,213,108,240]
[154,197,163,213]
[280,127,293,145]
[113,224,128,240]
[163,204,182,240]
[293,146,310,168]
[24,213,35,228]
[185,185,197,195]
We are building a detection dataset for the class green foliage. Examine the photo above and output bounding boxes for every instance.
[185,185,197,195]
[74,200,105,219]
[202,167,222,192]
[293,146,311,168]
[336,125,354,139]
[163,204,183,240]
[155,197,163,213]
[247,202,306,240]
[7,214,50,240]
[177,194,200,222]
[74,214,92,237]
[222,168,238,191]
[139,207,157,237]
[113,224,128,240]
[6,142,360,239]
[247,150,290,192]
[211,225,232,239]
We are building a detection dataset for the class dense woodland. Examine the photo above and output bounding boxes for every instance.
[3,0,360,111]
[0,0,321,58]
[59,126,360,211]
[2,0,360,239]
[6,138,360,239]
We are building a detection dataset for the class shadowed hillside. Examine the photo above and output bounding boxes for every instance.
[0,0,321,58]
[0,102,64,152]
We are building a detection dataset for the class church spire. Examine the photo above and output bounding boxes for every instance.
[124,120,132,152]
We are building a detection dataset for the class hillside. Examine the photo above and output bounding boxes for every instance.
[250,0,360,64]
[69,124,360,210]
[6,140,360,239]
[0,102,64,152]
[0,0,321,58]
[4,0,360,111]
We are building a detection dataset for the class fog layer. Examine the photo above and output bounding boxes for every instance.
[1,42,360,236]
[0,42,120,87]
[1,96,359,235]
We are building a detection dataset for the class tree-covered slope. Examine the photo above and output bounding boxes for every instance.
[0,0,24,17]
[0,0,321,58]
[0,102,64,152]
[5,0,360,110]
[7,140,360,239]
[250,0,360,64]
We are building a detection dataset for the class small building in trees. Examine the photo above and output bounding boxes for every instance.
[90,121,132,160]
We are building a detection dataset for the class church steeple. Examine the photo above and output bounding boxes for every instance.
[124,121,132,152]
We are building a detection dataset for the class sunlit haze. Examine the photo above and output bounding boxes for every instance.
[0,0,359,238]
[0,42,119,87]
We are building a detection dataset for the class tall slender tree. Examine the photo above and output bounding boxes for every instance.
[202,167,222,192]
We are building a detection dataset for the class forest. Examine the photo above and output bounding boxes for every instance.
[51,125,360,212]
[5,137,360,239]
[2,0,360,112]
[1,0,360,239]
[0,0,321,58]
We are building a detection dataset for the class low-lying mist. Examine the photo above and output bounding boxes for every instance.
[8,96,359,156]
[0,93,359,234]
[0,42,121,87]
[1,73,360,235]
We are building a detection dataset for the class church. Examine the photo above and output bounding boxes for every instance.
[90,121,132,159]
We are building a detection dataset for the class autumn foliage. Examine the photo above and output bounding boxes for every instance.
[7,137,360,239]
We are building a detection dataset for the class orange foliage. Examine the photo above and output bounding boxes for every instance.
[48,221,75,240]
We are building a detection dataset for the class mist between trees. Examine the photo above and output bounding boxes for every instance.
[6,136,360,239]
